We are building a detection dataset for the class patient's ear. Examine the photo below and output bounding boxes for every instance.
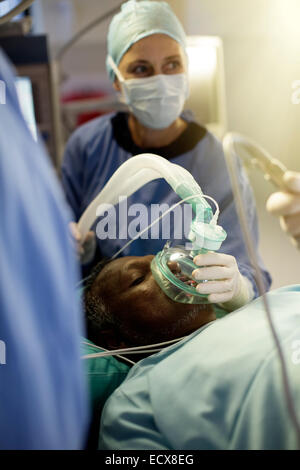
[96,328,127,350]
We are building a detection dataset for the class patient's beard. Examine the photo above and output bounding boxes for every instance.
[118,304,214,348]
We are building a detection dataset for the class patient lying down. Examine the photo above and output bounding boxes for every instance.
[84,255,216,351]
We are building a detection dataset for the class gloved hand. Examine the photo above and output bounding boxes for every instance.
[266,171,300,249]
[69,222,97,265]
[192,252,254,311]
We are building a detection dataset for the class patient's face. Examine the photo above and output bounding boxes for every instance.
[91,255,215,344]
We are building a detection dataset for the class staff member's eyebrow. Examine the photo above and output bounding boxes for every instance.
[163,54,182,61]
[128,59,151,65]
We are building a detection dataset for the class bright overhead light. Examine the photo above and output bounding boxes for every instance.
[186,37,219,78]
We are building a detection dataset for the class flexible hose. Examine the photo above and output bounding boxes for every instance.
[223,133,300,449]
[0,0,34,26]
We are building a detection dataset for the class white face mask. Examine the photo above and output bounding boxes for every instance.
[108,56,190,130]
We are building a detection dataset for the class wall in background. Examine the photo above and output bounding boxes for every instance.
[32,0,119,92]
[181,0,300,289]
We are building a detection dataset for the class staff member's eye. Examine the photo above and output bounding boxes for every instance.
[164,60,182,74]
[128,63,153,77]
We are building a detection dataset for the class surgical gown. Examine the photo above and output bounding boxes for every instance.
[99,285,300,450]
[0,50,88,449]
[62,112,271,296]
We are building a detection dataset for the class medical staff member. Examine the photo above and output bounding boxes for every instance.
[267,171,300,249]
[0,50,88,449]
[62,0,271,311]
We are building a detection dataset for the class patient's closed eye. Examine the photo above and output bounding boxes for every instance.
[130,276,145,287]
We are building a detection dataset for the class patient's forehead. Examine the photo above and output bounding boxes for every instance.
[94,256,138,293]
[98,256,136,277]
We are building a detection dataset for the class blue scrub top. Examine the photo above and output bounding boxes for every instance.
[99,285,300,450]
[62,112,271,297]
[0,50,88,449]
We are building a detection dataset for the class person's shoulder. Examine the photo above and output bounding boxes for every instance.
[183,111,223,152]
[65,113,116,151]
[199,127,223,153]
[193,126,225,168]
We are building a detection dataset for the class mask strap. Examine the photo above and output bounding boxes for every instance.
[107,55,124,83]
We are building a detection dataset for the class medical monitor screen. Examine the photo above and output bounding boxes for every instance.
[15,76,38,141]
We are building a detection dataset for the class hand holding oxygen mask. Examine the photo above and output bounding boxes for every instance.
[192,252,254,308]
[266,171,300,249]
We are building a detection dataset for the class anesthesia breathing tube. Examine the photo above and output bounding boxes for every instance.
[78,153,227,304]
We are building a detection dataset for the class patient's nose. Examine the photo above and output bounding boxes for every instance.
[145,255,155,268]
[144,255,155,263]
[131,255,155,270]
[143,255,155,273]
[167,261,181,275]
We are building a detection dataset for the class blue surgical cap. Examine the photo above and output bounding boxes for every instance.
[106,0,187,81]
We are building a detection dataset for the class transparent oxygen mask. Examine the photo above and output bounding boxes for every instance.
[150,200,227,304]
[151,242,206,304]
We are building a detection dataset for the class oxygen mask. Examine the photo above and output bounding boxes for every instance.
[151,195,227,304]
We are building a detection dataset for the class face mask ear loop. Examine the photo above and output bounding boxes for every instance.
[107,55,130,104]
[107,55,125,83]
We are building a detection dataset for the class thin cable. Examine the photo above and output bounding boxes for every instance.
[112,193,220,260]
[81,336,186,360]
[76,273,93,288]
[55,1,123,61]
[224,141,300,448]
[115,354,135,366]
[0,0,34,25]
[82,349,163,360]
[83,335,186,354]
[81,341,135,366]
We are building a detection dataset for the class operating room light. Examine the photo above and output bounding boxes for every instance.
[186,37,218,78]
[184,36,227,139]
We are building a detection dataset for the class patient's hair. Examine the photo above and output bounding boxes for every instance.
[83,259,117,345]
[84,259,156,346]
